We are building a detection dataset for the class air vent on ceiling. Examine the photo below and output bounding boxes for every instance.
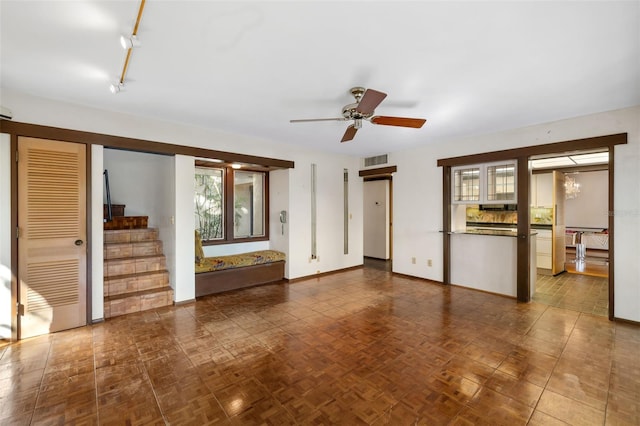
[363,154,388,167]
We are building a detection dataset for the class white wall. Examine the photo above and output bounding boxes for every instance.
[286,155,363,278]
[269,168,290,277]
[173,155,194,302]
[392,106,640,322]
[0,89,364,324]
[363,180,389,259]
[91,145,104,321]
[565,170,608,229]
[1,87,638,322]
[103,149,174,229]
[0,133,12,339]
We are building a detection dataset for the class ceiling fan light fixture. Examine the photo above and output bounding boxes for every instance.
[290,86,427,143]
[120,34,140,50]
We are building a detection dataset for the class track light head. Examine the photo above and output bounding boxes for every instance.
[120,34,140,50]
[109,82,123,94]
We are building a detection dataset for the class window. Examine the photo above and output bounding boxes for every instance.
[195,167,224,240]
[234,170,265,238]
[195,165,268,244]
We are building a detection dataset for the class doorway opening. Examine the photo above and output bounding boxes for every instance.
[529,149,609,317]
[363,176,393,270]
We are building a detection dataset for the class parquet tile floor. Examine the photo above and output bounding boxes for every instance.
[1,266,639,425]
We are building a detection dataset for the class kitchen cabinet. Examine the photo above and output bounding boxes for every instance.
[531,173,553,207]
[534,171,566,275]
[536,229,552,270]
[486,163,516,202]
[452,166,480,203]
[452,161,516,204]
[552,171,566,275]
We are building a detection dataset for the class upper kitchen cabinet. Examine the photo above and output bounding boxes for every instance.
[531,172,553,207]
[453,166,480,203]
[486,162,516,202]
[452,161,517,204]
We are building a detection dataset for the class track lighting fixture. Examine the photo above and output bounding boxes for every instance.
[109,0,146,93]
[120,34,141,50]
[109,82,123,94]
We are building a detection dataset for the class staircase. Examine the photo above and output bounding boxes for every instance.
[103,228,174,318]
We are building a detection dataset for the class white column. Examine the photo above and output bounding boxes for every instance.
[91,145,104,321]
[172,155,195,302]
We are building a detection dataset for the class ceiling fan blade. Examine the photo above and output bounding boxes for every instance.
[356,89,387,115]
[290,117,347,123]
[370,116,426,128]
[341,124,358,142]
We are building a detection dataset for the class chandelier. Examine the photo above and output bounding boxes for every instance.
[565,175,580,200]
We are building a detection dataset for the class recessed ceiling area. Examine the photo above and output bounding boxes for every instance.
[530,151,609,170]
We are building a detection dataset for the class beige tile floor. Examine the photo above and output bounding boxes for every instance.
[1,265,638,425]
[534,272,609,317]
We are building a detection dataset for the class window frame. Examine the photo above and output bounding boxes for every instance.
[195,163,269,245]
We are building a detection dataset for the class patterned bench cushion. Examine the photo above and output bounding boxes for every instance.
[196,250,286,273]
[195,230,285,273]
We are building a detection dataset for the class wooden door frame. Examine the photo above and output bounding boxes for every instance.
[360,166,397,262]
[10,135,92,340]
[438,133,627,321]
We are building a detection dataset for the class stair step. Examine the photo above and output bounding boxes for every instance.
[104,255,167,277]
[104,216,148,230]
[104,240,164,260]
[104,287,174,319]
[104,270,169,297]
[104,228,158,244]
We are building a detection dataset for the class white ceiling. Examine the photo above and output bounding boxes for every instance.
[1,1,639,158]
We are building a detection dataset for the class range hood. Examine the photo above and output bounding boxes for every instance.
[479,204,517,211]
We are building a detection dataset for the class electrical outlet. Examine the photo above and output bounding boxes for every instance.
[411,257,416,264]
[427,259,433,267]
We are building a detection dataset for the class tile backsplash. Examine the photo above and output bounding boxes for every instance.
[531,207,553,224]
[466,205,552,224]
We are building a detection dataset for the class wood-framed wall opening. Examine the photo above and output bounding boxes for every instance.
[1,120,294,341]
[360,166,397,265]
[438,133,627,321]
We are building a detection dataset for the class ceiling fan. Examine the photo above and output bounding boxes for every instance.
[290,87,426,142]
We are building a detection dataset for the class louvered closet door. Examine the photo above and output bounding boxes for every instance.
[18,137,86,339]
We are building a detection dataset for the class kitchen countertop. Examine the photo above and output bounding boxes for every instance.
[466,222,551,230]
[453,228,538,237]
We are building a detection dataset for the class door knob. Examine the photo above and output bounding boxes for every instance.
[74,239,84,246]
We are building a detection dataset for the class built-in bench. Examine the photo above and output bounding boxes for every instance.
[194,231,286,297]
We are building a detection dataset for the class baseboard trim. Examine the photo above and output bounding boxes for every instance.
[391,272,517,300]
[614,317,640,326]
[391,271,443,285]
[286,265,363,283]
